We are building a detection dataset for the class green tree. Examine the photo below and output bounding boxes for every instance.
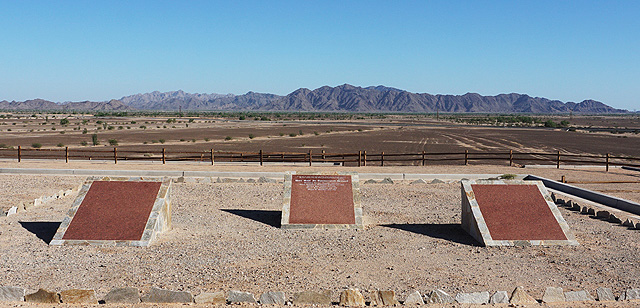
[91,134,99,145]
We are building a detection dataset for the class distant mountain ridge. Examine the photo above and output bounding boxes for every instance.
[0,84,627,113]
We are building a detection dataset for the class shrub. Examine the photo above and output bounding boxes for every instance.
[204,138,210,142]
[191,139,196,142]
[544,120,557,128]
[57,143,64,147]
[140,125,147,129]
[499,174,517,180]
[80,141,88,146]
[108,139,118,146]
[159,139,165,144]
[91,134,99,146]
[314,131,319,135]
[31,143,42,148]
[60,118,69,125]
[180,139,185,141]
[249,134,255,139]
[225,136,232,141]
[289,133,297,137]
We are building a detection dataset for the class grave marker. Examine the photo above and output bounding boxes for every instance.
[281,172,362,229]
[461,180,577,246]
[50,176,171,246]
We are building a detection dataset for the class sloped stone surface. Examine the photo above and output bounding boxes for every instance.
[596,287,615,302]
[455,291,489,304]
[228,290,257,304]
[509,286,537,304]
[489,291,509,304]
[426,289,454,304]
[141,287,193,303]
[0,286,25,302]
[195,291,226,304]
[259,291,285,305]
[292,291,332,305]
[542,287,565,303]
[565,290,594,302]
[60,289,97,304]
[25,289,60,303]
[370,290,399,306]
[403,290,424,305]
[339,289,365,306]
[103,287,140,304]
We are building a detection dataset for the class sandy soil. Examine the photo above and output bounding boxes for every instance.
[1,162,640,307]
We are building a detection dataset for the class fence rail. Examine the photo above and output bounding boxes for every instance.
[1,147,639,170]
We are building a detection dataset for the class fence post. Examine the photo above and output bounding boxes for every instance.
[358,151,362,167]
[556,151,560,169]
[322,150,325,162]
[381,152,384,166]
[260,150,263,166]
[342,154,345,166]
[162,148,166,164]
[606,153,610,172]
[363,150,367,167]
[509,150,513,166]
[65,147,69,163]
[114,147,118,164]
[17,146,21,162]
[240,153,244,162]
[211,149,214,165]
[281,153,284,163]
[464,150,468,165]
[309,150,312,166]
[422,150,425,166]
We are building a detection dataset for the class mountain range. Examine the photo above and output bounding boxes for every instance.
[0,84,627,113]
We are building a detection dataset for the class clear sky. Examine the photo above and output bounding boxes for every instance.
[1,1,638,110]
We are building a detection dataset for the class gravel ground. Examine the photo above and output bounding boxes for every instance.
[1,163,640,307]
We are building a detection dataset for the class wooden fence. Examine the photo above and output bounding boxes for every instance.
[1,147,640,171]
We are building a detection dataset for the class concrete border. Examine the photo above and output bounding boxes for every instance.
[461,180,578,246]
[281,171,363,230]
[524,175,640,216]
[50,176,172,247]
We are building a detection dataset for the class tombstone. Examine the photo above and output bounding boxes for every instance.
[281,172,363,229]
[461,180,577,246]
[50,176,172,246]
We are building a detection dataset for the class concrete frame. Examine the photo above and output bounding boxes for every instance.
[281,171,363,229]
[461,180,578,246]
[50,176,172,247]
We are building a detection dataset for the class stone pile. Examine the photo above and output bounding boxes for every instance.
[1,285,639,305]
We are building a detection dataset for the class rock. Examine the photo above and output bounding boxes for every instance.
[195,291,226,304]
[637,222,640,230]
[426,289,454,304]
[455,291,490,304]
[566,200,573,207]
[247,178,256,183]
[403,290,424,305]
[184,177,198,183]
[141,287,193,303]
[410,179,427,185]
[259,291,285,305]
[542,287,565,303]
[339,289,365,306]
[6,206,17,216]
[380,178,394,184]
[556,198,565,205]
[509,286,537,304]
[0,286,25,302]
[623,219,635,227]
[369,290,399,306]
[258,176,276,183]
[572,203,581,211]
[581,206,589,214]
[551,192,556,202]
[292,291,332,305]
[430,179,445,184]
[103,287,140,304]
[25,289,60,303]
[623,289,640,300]
[609,213,622,223]
[596,287,615,301]
[564,290,594,301]
[364,179,377,184]
[489,291,509,304]
[174,176,185,183]
[619,291,625,301]
[588,208,596,215]
[60,289,97,304]
[596,210,610,219]
[228,290,257,304]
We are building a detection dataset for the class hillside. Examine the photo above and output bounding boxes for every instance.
[0,85,627,113]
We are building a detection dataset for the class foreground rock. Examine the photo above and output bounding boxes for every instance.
[339,289,365,306]
[102,287,140,304]
[292,291,332,305]
[370,290,399,306]
[542,287,565,303]
[403,290,424,305]
[259,291,286,305]
[195,291,226,304]
[141,287,193,303]
[564,290,594,302]
[228,290,258,304]
[489,291,509,304]
[25,289,60,303]
[595,287,615,302]
[455,291,490,304]
[59,289,97,304]
[509,286,537,304]
[426,289,454,304]
[0,286,25,302]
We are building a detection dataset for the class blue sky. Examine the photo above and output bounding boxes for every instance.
[1,1,638,110]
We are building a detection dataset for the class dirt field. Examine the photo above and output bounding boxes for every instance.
[1,162,640,307]
[1,114,639,161]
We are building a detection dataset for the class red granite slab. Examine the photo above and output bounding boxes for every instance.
[62,181,162,241]
[471,184,567,241]
[289,175,355,224]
